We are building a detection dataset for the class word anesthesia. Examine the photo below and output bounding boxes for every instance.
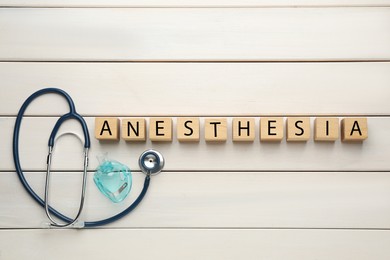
[95,117,368,143]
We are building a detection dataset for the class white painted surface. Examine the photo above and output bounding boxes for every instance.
[1,117,388,171]
[1,3,390,259]
[1,8,390,61]
[2,0,390,7]
[1,229,390,260]
[1,171,390,229]
[0,229,390,260]
[1,62,389,116]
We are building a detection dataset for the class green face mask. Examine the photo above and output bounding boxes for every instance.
[93,158,132,203]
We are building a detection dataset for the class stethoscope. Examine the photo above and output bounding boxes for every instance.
[13,88,164,228]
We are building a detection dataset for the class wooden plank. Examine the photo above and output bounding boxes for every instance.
[2,0,390,7]
[1,62,390,116]
[1,229,390,260]
[2,171,390,228]
[0,9,389,61]
[1,117,389,171]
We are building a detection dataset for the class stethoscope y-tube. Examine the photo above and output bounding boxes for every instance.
[13,88,151,227]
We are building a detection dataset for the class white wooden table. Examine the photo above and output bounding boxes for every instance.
[0,1,390,259]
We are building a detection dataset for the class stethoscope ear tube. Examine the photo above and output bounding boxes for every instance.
[48,113,90,148]
[13,88,151,228]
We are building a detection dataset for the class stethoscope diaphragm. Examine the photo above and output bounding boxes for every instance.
[139,149,165,176]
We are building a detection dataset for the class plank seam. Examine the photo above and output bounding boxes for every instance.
[2,170,390,173]
[1,6,390,8]
[2,115,390,117]
[2,227,390,231]
[1,60,390,63]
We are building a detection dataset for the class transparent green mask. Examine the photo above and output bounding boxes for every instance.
[93,157,132,203]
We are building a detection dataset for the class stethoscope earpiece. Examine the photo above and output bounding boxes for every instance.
[139,149,165,176]
[13,88,159,228]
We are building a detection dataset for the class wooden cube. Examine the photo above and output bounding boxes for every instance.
[177,118,200,142]
[95,117,120,141]
[205,118,227,142]
[149,118,172,142]
[260,117,283,142]
[341,118,368,142]
[287,117,310,142]
[122,118,146,142]
[232,118,255,142]
[314,118,339,141]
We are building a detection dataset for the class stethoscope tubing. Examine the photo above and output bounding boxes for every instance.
[13,88,150,227]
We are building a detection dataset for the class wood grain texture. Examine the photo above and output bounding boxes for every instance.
[2,0,390,7]
[0,8,389,61]
[2,171,390,229]
[232,118,255,142]
[2,117,389,171]
[205,118,228,142]
[149,118,173,142]
[341,118,368,142]
[260,117,284,142]
[122,118,146,141]
[1,62,390,116]
[314,117,340,141]
[1,229,390,260]
[177,118,200,142]
[1,3,390,257]
[94,117,120,141]
[286,117,311,142]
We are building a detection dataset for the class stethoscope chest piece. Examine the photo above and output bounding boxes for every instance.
[139,150,165,176]
[14,88,165,228]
